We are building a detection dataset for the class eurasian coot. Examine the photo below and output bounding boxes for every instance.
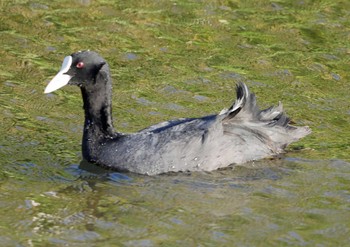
[44,50,311,175]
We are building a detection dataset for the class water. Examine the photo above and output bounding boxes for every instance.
[1,0,349,246]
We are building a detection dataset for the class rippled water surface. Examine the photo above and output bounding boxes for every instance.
[1,0,349,246]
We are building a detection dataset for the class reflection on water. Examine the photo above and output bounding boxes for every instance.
[69,160,133,184]
[4,158,350,246]
[0,0,350,246]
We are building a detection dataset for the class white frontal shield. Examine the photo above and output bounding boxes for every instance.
[44,56,73,94]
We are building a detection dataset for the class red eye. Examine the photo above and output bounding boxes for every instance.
[76,62,84,68]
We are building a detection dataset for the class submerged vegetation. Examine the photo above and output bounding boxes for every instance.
[0,0,349,245]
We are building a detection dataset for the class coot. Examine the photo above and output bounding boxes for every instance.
[45,50,311,175]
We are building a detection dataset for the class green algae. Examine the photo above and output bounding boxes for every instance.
[0,0,349,245]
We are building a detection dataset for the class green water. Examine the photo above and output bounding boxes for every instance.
[0,0,349,246]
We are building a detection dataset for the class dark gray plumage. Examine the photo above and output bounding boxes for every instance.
[45,51,311,175]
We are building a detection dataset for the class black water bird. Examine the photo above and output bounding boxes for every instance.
[44,51,311,175]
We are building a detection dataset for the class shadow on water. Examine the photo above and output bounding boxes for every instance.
[65,157,312,190]
[70,160,133,184]
[24,157,349,246]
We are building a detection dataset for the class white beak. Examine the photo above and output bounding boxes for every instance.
[44,56,73,94]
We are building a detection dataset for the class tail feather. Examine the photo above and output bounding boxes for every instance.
[220,82,311,143]
[259,103,284,121]
[220,82,259,121]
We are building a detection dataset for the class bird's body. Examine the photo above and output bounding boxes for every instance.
[45,51,311,175]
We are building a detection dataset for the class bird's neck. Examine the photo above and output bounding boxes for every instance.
[80,69,116,139]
